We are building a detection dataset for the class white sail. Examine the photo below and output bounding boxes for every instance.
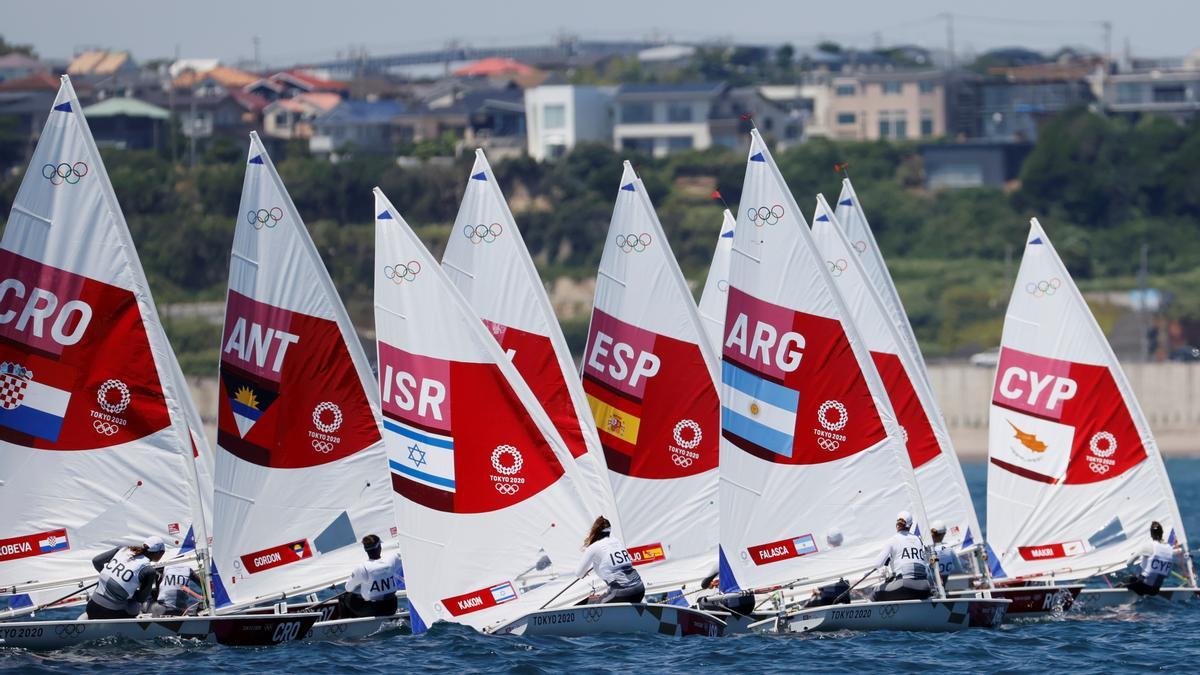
[718,131,926,593]
[986,218,1193,582]
[374,188,595,633]
[811,196,981,551]
[441,150,620,526]
[209,134,395,610]
[0,76,212,596]
[580,163,721,592]
[833,177,930,385]
[697,209,736,356]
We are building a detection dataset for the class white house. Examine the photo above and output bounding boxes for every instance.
[524,84,616,161]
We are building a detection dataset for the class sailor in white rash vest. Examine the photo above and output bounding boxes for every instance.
[576,516,645,604]
[930,521,965,585]
[340,534,402,617]
[1125,521,1176,596]
[149,561,202,616]
[870,511,933,602]
[85,536,166,619]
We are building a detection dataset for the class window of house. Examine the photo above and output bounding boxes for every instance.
[274,112,289,127]
[920,110,934,136]
[543,104,566,129]
[882,81,903,95]
[919,81,936,94]
[836,112,857,125]
[666,136,694,150]
[547,143,567,159]
[667,103,693,122]
[894,115,908,139]
[1153,85,1186,103]
[621,137,654,152]
[878,116,891,138]
[621,102,653,123]
[835,84,857,97]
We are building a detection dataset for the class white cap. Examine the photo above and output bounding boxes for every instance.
[825,527,843,547]
[143,535,166,553]
[931,520,947,534]
[896,510,913,528]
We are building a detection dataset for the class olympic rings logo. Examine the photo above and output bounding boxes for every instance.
[671,454,695,467]
[464,223,503,244]
[495,483,520,495]
[1025,278,1062,297]
[880,605,898,619]
[852,240,868,254]
[1089,431,1117,458]
[616,232,652,253]
[246,207,283,229]
[93,420,119,436]
[312,439,334,453]
[55,623,86,637]
[716,279,729,293]
[827,259,848,277]
[97,379,131,414]
[1089,461,1111,474]
[817,400,849,431]
[672,419,702,449]
[383,261,421,284]
[584,608,604,622]
[747,205,784,227]
[312,401,343,433]
[816,437,841,452]
[42,161,88,186]
[491,445,524,475]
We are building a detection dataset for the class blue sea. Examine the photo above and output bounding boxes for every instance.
[3,459,1198,673]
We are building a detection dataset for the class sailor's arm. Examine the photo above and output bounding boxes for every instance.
[91,547,119,572]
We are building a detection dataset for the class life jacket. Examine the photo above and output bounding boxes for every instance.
[1140,541,1174,588]
[885,532,929,580]
[156,564,195,609]
[97,549,152,604]
[933,543,963,578]
[355,557,400,602]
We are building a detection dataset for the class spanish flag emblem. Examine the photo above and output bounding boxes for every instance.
[587,394,641,445]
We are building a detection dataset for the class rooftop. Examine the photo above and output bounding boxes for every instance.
[173,65,259,89]
[67,50,132,76]
[83,97,170,120]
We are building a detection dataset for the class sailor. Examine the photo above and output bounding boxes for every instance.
[576,516,645,604]
[930,521,965,585]
[1124,521,1175,596]
[340,534,401,617]
[85,536,166,619]
[870,511,933,602]
[148,561,202,617]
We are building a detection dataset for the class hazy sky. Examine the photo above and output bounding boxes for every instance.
[5,0,1198,66]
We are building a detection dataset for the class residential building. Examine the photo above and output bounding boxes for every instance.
[978,61,1099,140]
[310,99,406,158]
[0,72,92,167]
[66,50,136,77]
[919,141,1033,189]
[453,57,547,89]
[0,54,45,83]
[608,82,796,156]
[262,92,343,140]
[82,98,170,150]
[172,65,259,93]
[144,88,268,150]
[524,84,615,161]
[245,71,349,102]
[825,70,946,141]
[1104,68,1200,123]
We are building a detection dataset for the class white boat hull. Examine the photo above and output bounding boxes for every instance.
[0,613,321,650]
[1074,587,1198,610]
[491,603,725,637]
[753,598,1009,634]
[305,615,407,641]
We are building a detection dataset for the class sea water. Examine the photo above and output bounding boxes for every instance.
[3,459,1198,673]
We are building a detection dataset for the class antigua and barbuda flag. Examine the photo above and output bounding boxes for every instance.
[220,370,279,438]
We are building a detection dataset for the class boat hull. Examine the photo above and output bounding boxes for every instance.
[754,598,1010,634]
[305,615,407,641]
[0,613,321,650]
[949,584,1083,620]
[1074,586,1198,610]
[492,603,725,637]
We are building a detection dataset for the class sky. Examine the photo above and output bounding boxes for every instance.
[4,0,1199,67]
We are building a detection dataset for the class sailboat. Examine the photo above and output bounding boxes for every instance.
[697,210,736,356]
[986,218,1197,608]
[441,149,621,526]
[374,188,723,637]
[0,77,317,649]
[206,133,404,638]
[718,131,1006,633]
[579,162,722,599]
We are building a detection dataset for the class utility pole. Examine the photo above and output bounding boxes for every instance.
[1138,243,1150,361]
[1101,21,1112,68]
[253,35,261,72]
[940,12,955,70]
